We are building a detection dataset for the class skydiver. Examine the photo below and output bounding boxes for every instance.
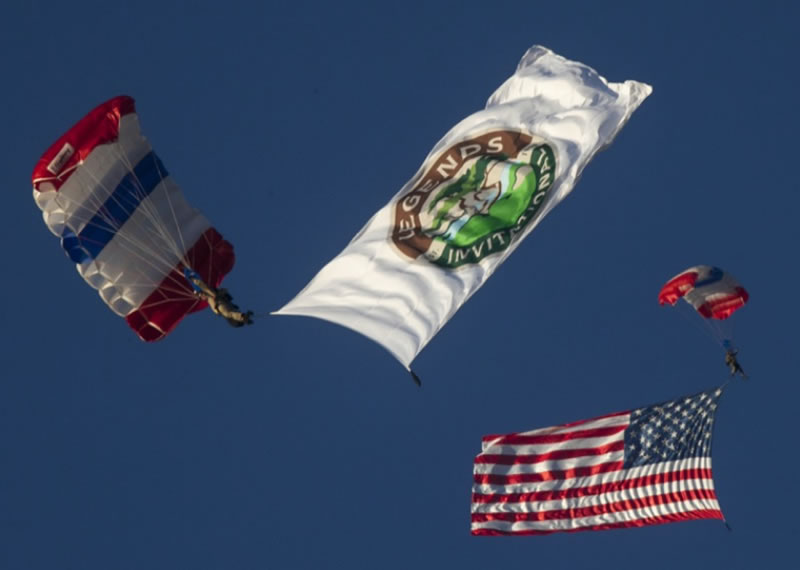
[184,269,253,328]
[724,348,746,379]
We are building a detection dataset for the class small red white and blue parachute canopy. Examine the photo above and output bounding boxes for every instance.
[658,265,748,320]
[32,95,235,341]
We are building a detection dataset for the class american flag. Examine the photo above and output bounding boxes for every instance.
[471,387,725,535]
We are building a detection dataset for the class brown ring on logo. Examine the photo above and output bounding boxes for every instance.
[391,130,535,260]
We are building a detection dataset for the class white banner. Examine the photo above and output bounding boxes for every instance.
[275,46,652,369]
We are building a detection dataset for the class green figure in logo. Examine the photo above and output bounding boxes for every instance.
[423,146,550,248]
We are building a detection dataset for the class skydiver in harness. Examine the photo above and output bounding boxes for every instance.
[724,347,746,379]
[184,268,253,327]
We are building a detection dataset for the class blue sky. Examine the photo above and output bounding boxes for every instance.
[1,1,797,568]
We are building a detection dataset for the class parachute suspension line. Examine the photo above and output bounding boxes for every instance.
[66,143,224,303]
[150,153,189,264]
[196,230,216,287]
[136,291,200,313]
[673,300,736,352]
[109,145,189,263]
[117,148,214,296]
[702,317,726,347]
[723,317,736,350]
[51,166,199,302]
[706,316,736,351]
[85,144,186,265]
[122,148,188,262]
[83,159,198,299]
[71,161,187,269]
[675,303,718,349]
[56,169,183,272]
[249,312,273,319]
[50,180,190,284]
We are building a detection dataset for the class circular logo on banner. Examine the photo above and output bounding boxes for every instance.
[391,130,556,268]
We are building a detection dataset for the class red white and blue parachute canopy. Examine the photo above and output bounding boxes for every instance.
[32,95,235,341]
[658,265,748,320]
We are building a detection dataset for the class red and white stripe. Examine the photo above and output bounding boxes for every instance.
[471,413,722,535]
[686,282,748,320]
[657,265,748,320]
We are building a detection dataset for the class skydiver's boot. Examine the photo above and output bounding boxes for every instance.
[219,304,254,327]
[728,359,747,379]
[227,310,253,327]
